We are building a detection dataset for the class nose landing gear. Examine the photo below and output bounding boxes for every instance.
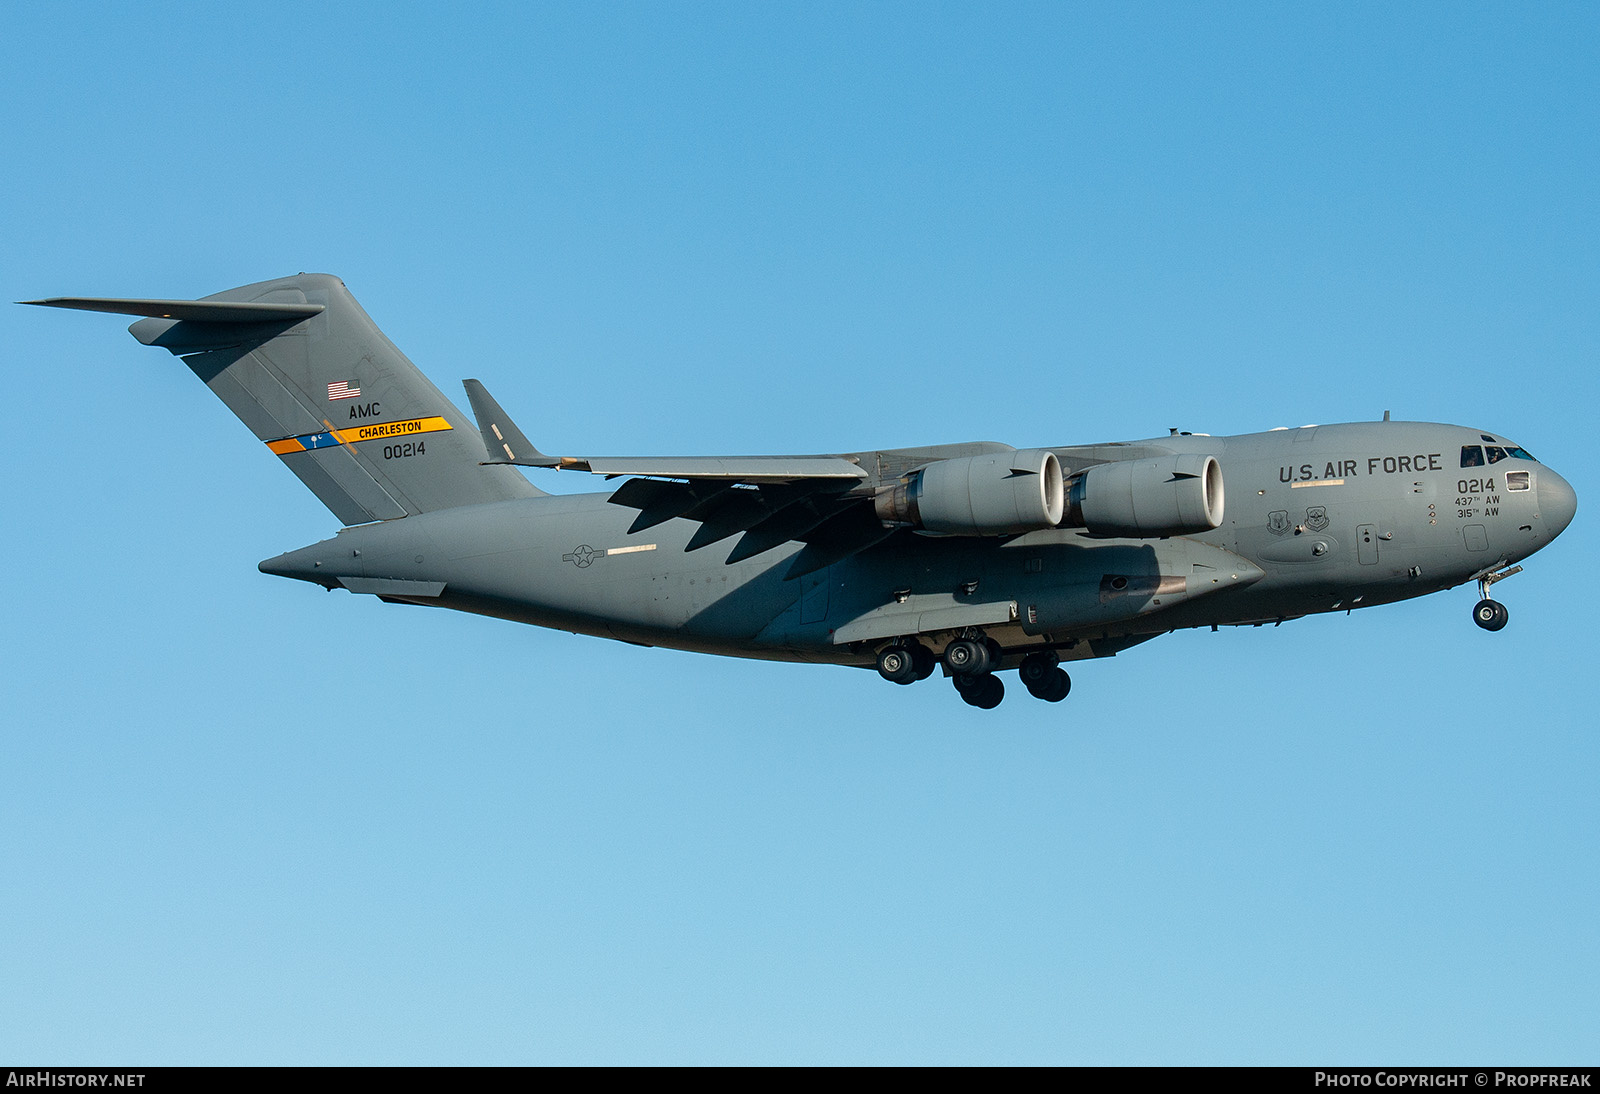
[1473,599,1509,631]
[1469,561,1522,632]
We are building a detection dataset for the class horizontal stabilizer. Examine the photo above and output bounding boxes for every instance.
[463,379,558,467]
[22,297,324,324]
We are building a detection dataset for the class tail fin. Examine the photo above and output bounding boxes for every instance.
[30,274,541,524]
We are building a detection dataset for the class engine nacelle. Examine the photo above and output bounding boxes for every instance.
[1065,453,1224,537]
[876,448,1065,535]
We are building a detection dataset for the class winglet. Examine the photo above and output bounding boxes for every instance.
[463,378,558,467]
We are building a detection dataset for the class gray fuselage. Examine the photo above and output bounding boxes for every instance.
[260,419,1577,671]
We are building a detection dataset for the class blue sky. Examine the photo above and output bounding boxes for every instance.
[2,2,1595,1064]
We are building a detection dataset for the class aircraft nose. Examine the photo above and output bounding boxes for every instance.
[1538,466,1577,540]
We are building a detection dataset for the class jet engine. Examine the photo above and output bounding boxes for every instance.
[1063,453,1224,537]
[875,448,1065,535]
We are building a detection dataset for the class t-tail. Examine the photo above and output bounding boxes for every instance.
[26,273,541,524]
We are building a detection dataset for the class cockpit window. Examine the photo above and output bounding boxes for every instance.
[1461,445,1485,467]
[1506,446,1536,461]
[1486,446,1508,464]
[1506,471,1531,491]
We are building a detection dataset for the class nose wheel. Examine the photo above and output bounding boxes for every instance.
[1469,561,1522,632]
[1473,599,1509,631]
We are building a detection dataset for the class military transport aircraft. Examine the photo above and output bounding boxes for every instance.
[27,274,1577,709]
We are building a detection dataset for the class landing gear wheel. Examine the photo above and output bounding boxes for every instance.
[1473,598,1509,632]
[910,644,937,681]
[943,638,991,676]
[1027,667,1072,703]
[876,645,919,685]
[1018,652,1059,690]
[957,673,1004,709]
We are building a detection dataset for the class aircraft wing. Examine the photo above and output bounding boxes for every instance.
[464,379,888,577]
[463,379,865,480]
[533,455,866,481]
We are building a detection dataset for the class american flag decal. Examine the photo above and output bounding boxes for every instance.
[327,380,362,400]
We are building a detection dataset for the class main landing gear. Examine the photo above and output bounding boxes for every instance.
[941,637,1006,708]
[953,670,1005,709]
[1018,652,1072,703]
[875,642,936,685]
[874,636,1072,709]
[1469,562,1522,632]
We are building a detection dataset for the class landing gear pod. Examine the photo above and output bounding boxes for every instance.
[875,448,1065,535]
[1065,453,1224,537]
